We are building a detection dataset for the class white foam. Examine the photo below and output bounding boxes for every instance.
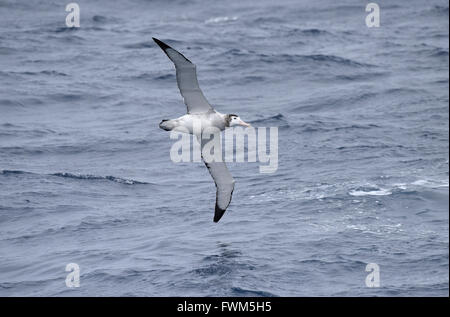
[205,16,238,24]
[412,179,449,188]
[349,188,392,197]
[412,179,429,186]
[393,183,407,190]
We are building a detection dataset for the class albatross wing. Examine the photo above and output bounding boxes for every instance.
[204,160,235,222]
[199,135,235,222]
[153,37,213,114]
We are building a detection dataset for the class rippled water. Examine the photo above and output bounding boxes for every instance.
[0,0,448,296]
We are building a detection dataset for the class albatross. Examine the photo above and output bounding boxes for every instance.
[153,37,251,223]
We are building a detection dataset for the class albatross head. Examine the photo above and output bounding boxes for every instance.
[226,114,251,128]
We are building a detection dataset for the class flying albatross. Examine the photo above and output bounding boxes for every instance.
[153,37,251,223]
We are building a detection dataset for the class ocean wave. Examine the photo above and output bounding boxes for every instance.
[411,179,449,188]
[51,172,150,185]
[249,113,287,126]
[429,48,449,58]
[93,15,108,23]
[425,5,449,16]
[288,53,371,68]
[296,257,368,268]
[123,42,154,49]
[231,287,277,297]
[0,146,44,155]
[47,93,85,102]
[348,187,392,197]
[205,16,238,24]
[53,26,81,34]
[0,277,61,292]
[90,15,121,25]
[296,121,381,133]
[0,169,150,185]
[153,74,176,81]
[0,123,20,128]
[3,216,134,243]
[348,179,449,197]
[302,54,373,67]
[0,99,25,107]
[216,50,374,69]
[286,28,332,36]
[233,75,267,84]
[293,91,378,113]
[251,17,285,24]
[0,170,31,175]
[7,70,68,77]
[248,183,336,203]
[125,72,176,82]
[345,223,404,235]
[334,71,388,82]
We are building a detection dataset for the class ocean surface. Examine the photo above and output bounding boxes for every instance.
[0,0,448,296]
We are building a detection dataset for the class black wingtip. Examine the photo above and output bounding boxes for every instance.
[152,37,194,64]
[213,205,227,223]
[152,37,171,51]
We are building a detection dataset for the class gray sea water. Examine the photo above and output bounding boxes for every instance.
[0,0,448,296]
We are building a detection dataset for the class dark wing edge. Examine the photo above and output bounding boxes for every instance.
[152,37,213,114]
[152,37,193,64]
[204,160,236,223]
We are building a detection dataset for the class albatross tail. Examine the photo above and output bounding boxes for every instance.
[159,119,176,131]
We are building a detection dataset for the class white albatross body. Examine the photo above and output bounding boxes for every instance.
[153,37,251,222]
[160,111,227,134]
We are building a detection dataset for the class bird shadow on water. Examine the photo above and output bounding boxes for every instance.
[190,242,277,297]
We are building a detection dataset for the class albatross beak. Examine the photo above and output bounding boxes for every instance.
[238,119,252,127]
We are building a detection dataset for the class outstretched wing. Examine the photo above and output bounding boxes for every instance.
[153,37,213,114]
[204,160,235,222]
[199,135,235,222]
